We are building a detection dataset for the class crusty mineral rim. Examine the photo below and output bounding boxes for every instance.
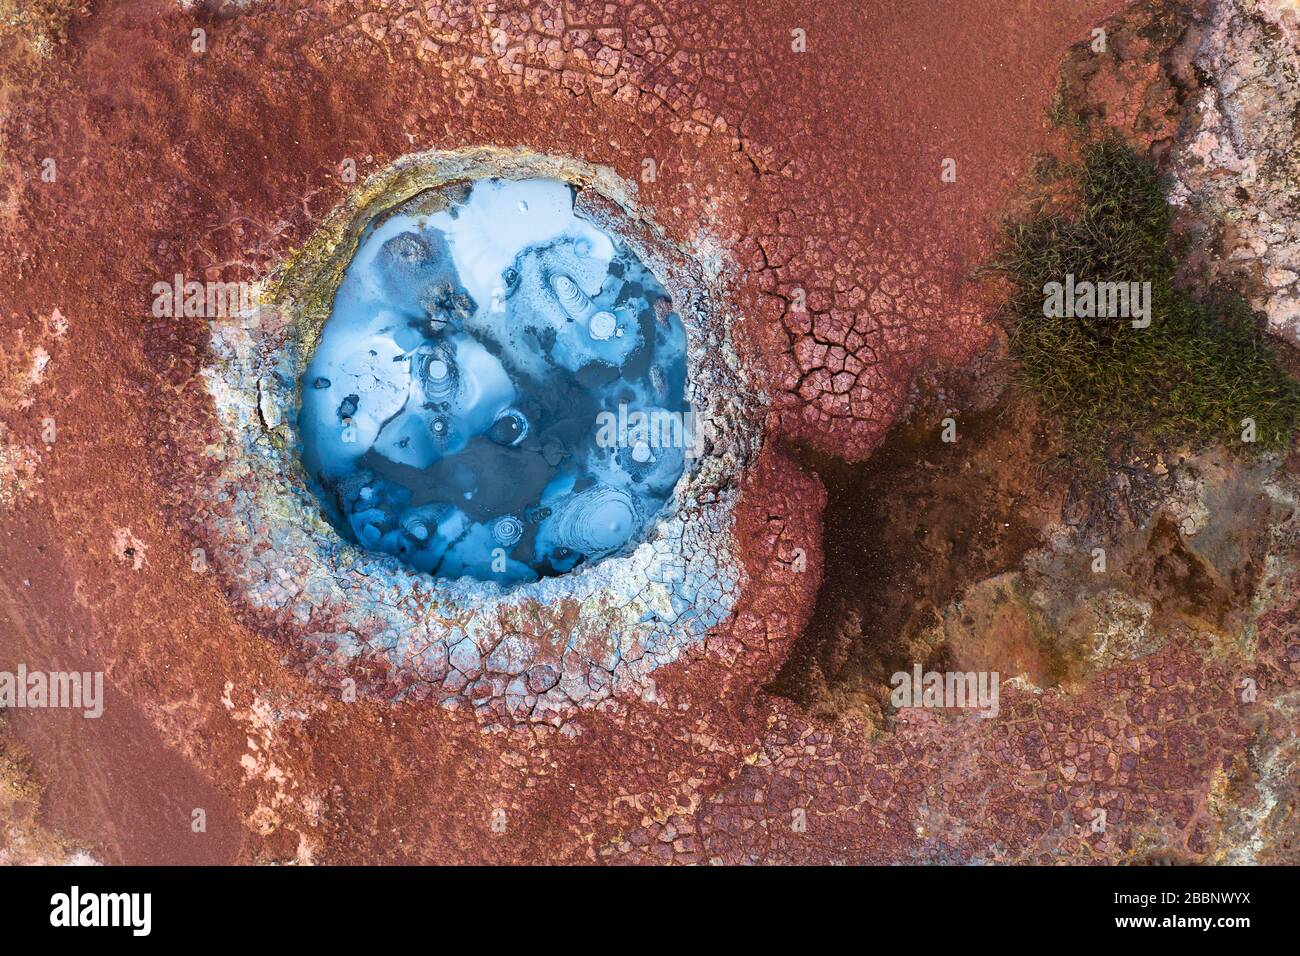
[200,147,763,711]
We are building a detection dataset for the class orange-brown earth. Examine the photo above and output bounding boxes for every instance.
[2,0,1296,864]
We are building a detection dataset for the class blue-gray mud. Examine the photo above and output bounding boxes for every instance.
[299,178,690,584]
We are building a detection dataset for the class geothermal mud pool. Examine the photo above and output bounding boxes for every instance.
[300,178,690,583]
[193,148,758,721]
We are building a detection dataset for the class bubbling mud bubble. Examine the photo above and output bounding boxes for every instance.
[298,178,691,584]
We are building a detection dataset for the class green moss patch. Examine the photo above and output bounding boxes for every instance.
[999,140,1300,453]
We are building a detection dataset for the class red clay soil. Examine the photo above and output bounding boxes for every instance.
[5,0,1289,865]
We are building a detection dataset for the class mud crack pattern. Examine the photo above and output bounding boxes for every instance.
[2,0,1297,865]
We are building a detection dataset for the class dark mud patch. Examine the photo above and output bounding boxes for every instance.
[769,362,1292,725]
[767,383,1068,723]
